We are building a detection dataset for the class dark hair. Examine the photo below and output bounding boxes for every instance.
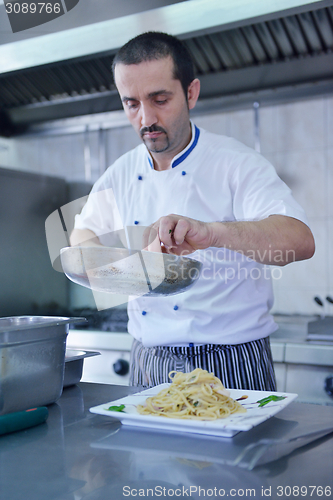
[112,32,195,97]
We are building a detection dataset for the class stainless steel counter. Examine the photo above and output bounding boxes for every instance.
[0,383,332,500]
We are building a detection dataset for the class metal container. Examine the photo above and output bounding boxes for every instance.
[60,246,203,296]
[0,316,85,415]
[64,350,100,387]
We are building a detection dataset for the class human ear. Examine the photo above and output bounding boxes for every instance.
[187,79,200,110]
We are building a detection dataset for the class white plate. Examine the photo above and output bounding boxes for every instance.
[89,385,298,437]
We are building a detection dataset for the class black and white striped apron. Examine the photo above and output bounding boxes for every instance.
[129,337,276,391]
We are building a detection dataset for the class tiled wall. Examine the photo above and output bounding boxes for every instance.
[194,96,333,316]
[1,95,332,315]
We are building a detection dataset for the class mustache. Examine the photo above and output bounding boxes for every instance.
[140,125,167,137]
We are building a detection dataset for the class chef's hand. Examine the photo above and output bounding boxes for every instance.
[143,214,212,255]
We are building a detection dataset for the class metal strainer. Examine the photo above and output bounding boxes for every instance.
[60,246,202,297]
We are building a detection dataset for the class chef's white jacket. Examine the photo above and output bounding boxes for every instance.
[75,122,309,346]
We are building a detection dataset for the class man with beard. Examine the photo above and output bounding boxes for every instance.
[71,32,314,390]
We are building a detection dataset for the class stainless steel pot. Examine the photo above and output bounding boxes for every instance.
[0,316,85,415]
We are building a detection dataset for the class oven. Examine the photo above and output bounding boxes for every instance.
[67,329,132,385]
[66,308,132,386]
[271,315,333,405]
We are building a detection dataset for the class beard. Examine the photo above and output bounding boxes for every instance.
[140,125,170,153]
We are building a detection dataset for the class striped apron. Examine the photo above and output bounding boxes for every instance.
[129,337,276,391]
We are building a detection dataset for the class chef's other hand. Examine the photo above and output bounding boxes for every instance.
[143,214,212,255]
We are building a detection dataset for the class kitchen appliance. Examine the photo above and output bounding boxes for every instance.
[0,315,85,415]
[307,316,333,342]
[67,328,132,386]
[60,246,203,297]
[272,315,333,405]
[0,167,69,317]
[1,0,333,132]
[66,308,131,385]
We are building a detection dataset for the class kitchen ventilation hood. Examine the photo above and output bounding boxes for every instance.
[0,0,333,135]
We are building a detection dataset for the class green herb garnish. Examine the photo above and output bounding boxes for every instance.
[256,395,287,407]
[107,404,126,412]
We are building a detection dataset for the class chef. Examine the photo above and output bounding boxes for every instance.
[71,32,315,390]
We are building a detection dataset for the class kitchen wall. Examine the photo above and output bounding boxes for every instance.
[193,96,333,317]
[0,94,332,316]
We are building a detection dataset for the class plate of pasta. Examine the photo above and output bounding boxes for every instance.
[90,369,297,437]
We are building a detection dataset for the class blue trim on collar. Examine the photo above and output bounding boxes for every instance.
[146,124,200,170]
[172,125,200,168]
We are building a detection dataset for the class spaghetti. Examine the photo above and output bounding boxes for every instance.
[137,368,247,420]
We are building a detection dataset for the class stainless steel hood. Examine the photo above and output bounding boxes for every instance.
[1,0,333,135]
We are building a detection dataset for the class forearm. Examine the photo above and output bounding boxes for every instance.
[208,215,315,266]
[70,228,102,247]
